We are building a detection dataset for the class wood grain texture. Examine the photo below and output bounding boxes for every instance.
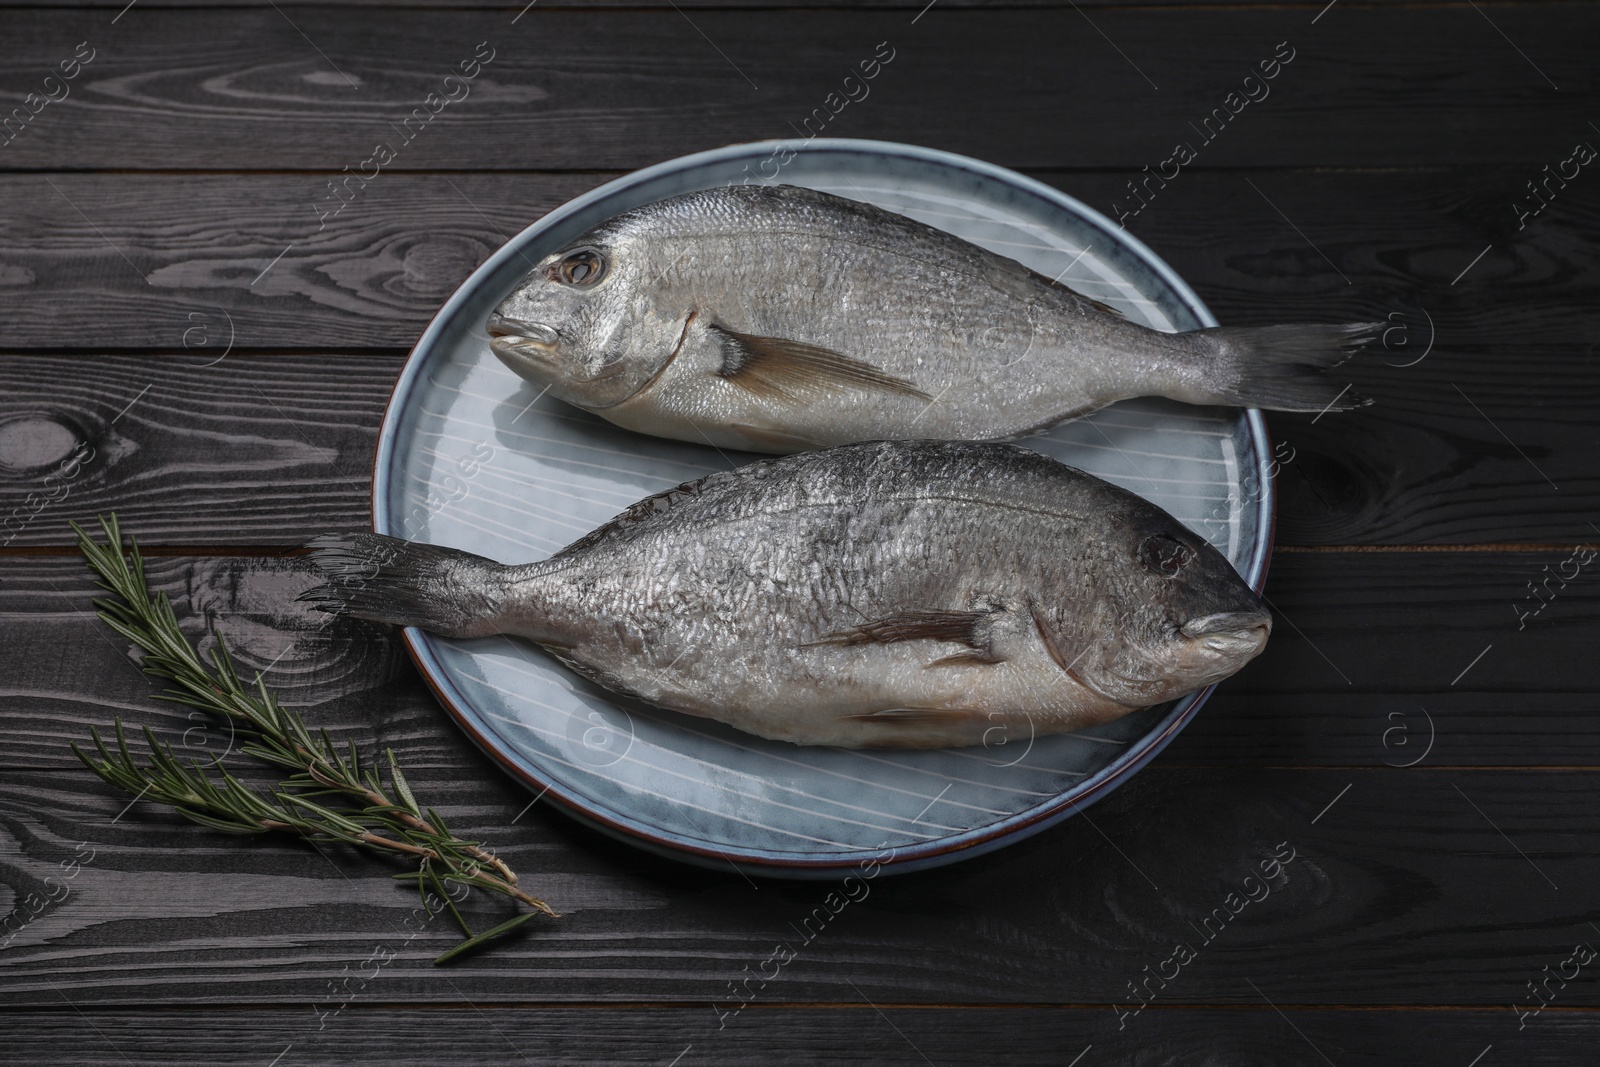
[1262,343,1600,544]
[0,7,1591,171]
[0,347,1595,550]
[0,354,395,547]
[1,0,1594,1048]
[1,166,1593,350]
[0,0,1502,8]
[0,1007,1586,1067]
[0,174,600,352]
[0,550,1595,769]
[3,759,1597,1007]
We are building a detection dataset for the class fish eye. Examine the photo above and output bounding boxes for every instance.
[1139,534,1194,578]
[551,247,607,287]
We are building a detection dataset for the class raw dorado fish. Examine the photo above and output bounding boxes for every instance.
[487,184,1377,454]
[300,441,1271,749]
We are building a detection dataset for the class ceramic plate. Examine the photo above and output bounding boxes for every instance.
[373,139,1273,876]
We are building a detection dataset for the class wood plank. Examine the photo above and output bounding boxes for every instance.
[0,549,1595,770]
[0,7,1590,171]
[1,0,1583,1048]
[2,759,1597,1006]
[1116,167,1599,349]
[0,0,1497,8]
[0,167,1592,351]
[0,354,393,548]
[1162,545,1600,765]
[0,174,599,352]
[0,346,1596,550]
[0,554,464,771]
[3,167,1592,353]
[0,1006,1584,1066]
[1263,344,1600,544]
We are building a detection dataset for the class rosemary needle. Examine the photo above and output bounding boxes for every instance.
[68,514,555,964]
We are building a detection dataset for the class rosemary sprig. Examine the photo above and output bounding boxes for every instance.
[68,514,555,964]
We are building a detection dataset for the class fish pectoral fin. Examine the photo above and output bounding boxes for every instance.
[928,649,1003,667]
[729,422,826,452]
[842,706,982,726]
[711,325,931,402]
[808,608,992,650]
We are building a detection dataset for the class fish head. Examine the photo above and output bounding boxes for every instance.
[487,230,682,410]
[1068,511,1271,709]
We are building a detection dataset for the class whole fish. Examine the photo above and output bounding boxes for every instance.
[301,441,1270,749]
[487,183,1378,453]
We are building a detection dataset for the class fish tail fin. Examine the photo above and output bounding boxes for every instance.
[1178,322,1382,412]
[298,532,512,639]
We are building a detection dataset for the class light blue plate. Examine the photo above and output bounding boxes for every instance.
[373,139,1274,876]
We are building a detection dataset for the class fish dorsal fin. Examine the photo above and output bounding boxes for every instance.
[711,325,930,402]
[549,487,689,559]
[729,422,827,452]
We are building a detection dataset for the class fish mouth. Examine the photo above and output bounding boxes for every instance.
[487,313,559,351]
[1181,610,1272,656]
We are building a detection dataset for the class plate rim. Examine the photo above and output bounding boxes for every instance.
[371,137,1276,876]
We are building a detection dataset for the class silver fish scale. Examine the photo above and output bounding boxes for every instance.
[492,182,1373,455]
[490,440,1253,748]
[534,185,1167,444]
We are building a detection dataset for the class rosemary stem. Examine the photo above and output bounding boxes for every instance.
[68,514,554,963]
[356,832,439,859]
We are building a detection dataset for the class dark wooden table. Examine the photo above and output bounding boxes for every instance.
[2,2,1596,1063]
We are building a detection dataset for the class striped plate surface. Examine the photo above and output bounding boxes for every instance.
[374,139,1273,875]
